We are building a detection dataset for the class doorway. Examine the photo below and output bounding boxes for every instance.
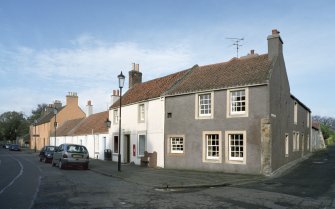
[124,134,131,163]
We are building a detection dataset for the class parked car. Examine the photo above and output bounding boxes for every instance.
[9,144,21,151]
[39,146,56,163]
[4,144,11,149]
[52,144,89,170]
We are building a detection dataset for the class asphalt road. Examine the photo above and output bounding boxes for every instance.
[1,146,334,209]
[0,149,41,209]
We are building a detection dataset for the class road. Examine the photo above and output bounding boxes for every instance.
[0,146,334,209]
[0,150,41,209]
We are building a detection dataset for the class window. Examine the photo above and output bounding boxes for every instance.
[228,134,244,161]
[113,135,119,153]
[170,136,184,154]
[307,112,310,127]
[202,131,221,163]
[294,101,298,124]
[199,94,211,116]
[296,132,300,151]
[138,104,145,122]
[227,88,248,117]
[307,135,310,151]
[293,132,296,151]
[113,109,118,124]
[138,135,146,156]
[196,92,214,119]
[285,134,289,157]
[225,131,246,164]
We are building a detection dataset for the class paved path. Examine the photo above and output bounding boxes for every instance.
[89,159,264,189]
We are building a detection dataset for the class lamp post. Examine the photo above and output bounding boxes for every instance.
[53,108,58,146]
[117,71,125,172]
[34,120,37,152]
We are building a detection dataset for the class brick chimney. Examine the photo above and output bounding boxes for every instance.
[86,100,93,117]
[66,92,78,107]
[129,63,142,89]
[267,29,283,60]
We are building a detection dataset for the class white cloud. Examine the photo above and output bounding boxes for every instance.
[0,35,194,115]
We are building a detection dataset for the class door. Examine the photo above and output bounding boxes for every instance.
[125,135,130,163]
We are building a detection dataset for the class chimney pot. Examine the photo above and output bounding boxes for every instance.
[132,63,136,71]
[135,64,139,72]
[272,29,280,35]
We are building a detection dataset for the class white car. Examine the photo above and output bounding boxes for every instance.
[52,144,89,170]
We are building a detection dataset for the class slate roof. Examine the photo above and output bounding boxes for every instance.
[36,106,65,125]
[111,54,272,108]
[53,111,109,136]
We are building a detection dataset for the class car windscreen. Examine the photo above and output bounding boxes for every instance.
[66,145,88,153]
[46,147,55,151]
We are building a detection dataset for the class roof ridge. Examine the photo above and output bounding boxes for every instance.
[163,64,198,96]
[199,53,268,69]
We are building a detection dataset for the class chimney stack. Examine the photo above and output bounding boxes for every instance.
[267,28,283,60]
[66,92,79,107]
[86,100,93,117]
[129,63,142,89]
[111,90,120,106]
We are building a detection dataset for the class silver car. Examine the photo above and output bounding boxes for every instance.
[52,144,89,169]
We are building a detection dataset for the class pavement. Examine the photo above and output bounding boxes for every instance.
[88,159,265,189]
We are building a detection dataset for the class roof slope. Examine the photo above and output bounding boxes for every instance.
[167,54,272,95]
[36,106,65,125]
[111,69,190,108]
[72,111,109,135]
[54,111,108,137]
[55,118,84,136]
[111,54,272,108]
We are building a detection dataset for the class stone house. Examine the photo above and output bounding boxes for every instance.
[30,92,86,151]
[109,30,312,175]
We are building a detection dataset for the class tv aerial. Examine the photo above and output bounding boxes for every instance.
[227,37,244,58]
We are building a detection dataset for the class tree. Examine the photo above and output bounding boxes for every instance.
[0,111,29,143]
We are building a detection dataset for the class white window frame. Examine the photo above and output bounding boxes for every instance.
[285,133,289,157]
[225,131,246,164]
[113,109,118,124]
[138,104,145,123]
[293,132,296,151]
[202,131,221,163]
[169,135,185,154]
[294,101,298,124]
[138,134,146,157]
[195,92,214,119]
[227,88,249,118]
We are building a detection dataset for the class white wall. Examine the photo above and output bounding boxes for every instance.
[109,98,165,167]
[52,133,109,160]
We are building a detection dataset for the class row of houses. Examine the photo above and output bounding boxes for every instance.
[30,29,325,176]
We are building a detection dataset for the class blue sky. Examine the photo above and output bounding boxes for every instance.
[0,0,334,117]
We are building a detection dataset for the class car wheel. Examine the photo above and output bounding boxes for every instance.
[39,158,42,162]
[59,160,65,169]
[83,163,89,170]
[52,160,56,167]
[44,158,48,163]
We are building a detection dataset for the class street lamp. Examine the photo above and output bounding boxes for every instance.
[53,108,58,146]
[117,71,125,172]
[34,120,37,152]
[105,118,111,129]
